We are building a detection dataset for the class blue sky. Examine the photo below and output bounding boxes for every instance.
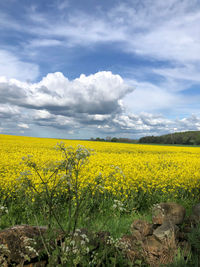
[0,0,200,139]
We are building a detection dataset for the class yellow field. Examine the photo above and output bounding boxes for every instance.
[0,134,200,198]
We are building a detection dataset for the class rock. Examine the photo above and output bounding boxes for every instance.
[192,203,200,216]
[143,234,177,267]
[131,219,153,239]
[152,202,186,225]
[0,225,48,266]
[153,221,179,241]
[119,234,145,263]
[143,235,162,256]
[190,203,200,225]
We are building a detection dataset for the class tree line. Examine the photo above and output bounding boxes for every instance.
[90,137,138,143]
[139,131,200,145]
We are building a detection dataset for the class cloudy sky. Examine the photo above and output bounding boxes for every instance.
[1,0,200,139]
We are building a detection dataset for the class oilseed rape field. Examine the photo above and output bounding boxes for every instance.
[1,134,200,200]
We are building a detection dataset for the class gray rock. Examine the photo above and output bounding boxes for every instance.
[143,235,162,256]
[152,202,186,225]
[192,203,200,223]
[153,221,179,241]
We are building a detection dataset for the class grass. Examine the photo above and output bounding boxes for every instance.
[0,184,200,266]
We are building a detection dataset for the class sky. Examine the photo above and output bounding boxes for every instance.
[0,0,200,139]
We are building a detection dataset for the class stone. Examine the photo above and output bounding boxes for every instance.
[192,203,200,215]
[119,234,145,263]
[0,225,48,266]
[153,221,179,241]
[131,219,153,239]
[190,203,200,225]
[152,202,186,225]
[143,235,163,256]
[143,233,177,267]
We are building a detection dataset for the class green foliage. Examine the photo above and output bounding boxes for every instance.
[139,131,200,145]
[91,136,138,143]
[188,224,200,253]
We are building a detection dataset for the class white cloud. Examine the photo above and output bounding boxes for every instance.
[122,80,180,113]
[87,114,111,121]
[0,71,133,115]
[0,104,20,118]
[2,0,200,84]
[153,64,200,83]
[109,112,200,136]
[0,50,39,81]
[28,39,63,48]
[2,0,200,67]
[33,110,53,119]
[18,123,29,129]
[1,70,199,137]
[177,114,200,130]
[8,0,200,94]
[16,0,199,65]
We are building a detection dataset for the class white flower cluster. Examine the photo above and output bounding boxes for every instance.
[89,251,99,265]
[112,199,126,212]
[60,229,90,265]
[0,206,8,214]
[153,204,165,216]
[106,235,131,251]
[0,244,10,266]
[20,236,39,261]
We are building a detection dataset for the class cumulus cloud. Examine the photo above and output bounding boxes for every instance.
[0,71,135,136]
[0,71,133,116]
[105,113,200,137]
[177,115,200,130]
[1,70,199,138]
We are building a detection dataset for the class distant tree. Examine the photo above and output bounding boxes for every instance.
[95,137,105,141]
[111,137,118,142]
[139,131,200,145]
[106,136,112,141]
[195,135,200,145]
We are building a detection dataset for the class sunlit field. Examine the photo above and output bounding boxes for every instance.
[1,134,200,265]
[1,134,200,200]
